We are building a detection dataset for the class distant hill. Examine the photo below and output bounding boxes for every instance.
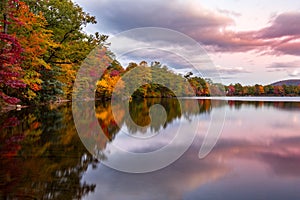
[270,79,300,86]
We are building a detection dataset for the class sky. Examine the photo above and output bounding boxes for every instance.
[73,0,300,85]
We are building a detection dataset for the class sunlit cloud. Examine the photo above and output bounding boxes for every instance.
[288,70,300,77]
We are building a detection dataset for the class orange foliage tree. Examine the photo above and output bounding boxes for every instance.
[12,2,58,101]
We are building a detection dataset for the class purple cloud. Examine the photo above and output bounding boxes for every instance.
[256,12,300,39]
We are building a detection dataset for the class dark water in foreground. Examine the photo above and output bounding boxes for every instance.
[1,98,300,199]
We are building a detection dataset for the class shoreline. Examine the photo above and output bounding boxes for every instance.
[179,96,300,102]
[0,99,71,113]
[2,96,300,113]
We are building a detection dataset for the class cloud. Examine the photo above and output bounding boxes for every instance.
[77,0,250,51]
[255,12,300,55]
[82,0,233,34]
[267,60,300,77]
[288,70,300,77]
[106,27,223,80]
[273,41,300,56]
[267,60,300,69]
[77,0,300,56]
[204,11,300,54]
[217,8,242,17]
[216,65,251,74]
[256,12,300,39]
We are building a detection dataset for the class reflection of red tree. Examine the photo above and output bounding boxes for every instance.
[99,120,118,141]
[0,116,25,194]
[0,117,24,158]
[228,100,235,107]
[2,138,23,158]
[1,117,20,128]
[0,155,25,195]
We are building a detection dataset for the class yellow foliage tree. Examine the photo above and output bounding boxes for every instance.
[96,73,124,98]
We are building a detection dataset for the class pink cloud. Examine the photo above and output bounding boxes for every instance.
[81,0,300,56]
[256,12,300,38]
[180,11,300,55]
[274,41,300,56]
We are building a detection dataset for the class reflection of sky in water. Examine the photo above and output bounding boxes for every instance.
[107,114,209,154]
[83,100,300,200]
[222,105,300,140]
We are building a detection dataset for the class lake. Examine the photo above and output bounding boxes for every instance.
[1,98,300,199]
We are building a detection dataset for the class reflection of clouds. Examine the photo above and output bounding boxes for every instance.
[83,145,229,200]
[261,136,300,177]
[267,111,300,131]
[222,102,300,140]
[212,135,300,178]
[83,134,300,199]
[211,101,300,179]
[107,114,206,153]
[260,152,300,178]
[269,121,296,129]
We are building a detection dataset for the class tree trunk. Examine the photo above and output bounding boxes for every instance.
[3,13,8,33]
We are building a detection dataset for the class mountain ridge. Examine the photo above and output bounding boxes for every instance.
[270,79,300,86]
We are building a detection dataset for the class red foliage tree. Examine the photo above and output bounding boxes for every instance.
[0,0,26,104]
[0,33,26,104]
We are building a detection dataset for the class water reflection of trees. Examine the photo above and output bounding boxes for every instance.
[95,99,215,136]
[0,104,97,199]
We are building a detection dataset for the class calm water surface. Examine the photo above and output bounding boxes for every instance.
[1,98,300,199]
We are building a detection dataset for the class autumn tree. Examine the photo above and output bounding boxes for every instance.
[0,0,26,105]
[233,83,243,95]
[226,85,235,96]
[22,0,108,100]
[10,2,57,102]
[264,85,274,95]
[188,76,210,96]
[96,73,124,99]
[255,84,264,95]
